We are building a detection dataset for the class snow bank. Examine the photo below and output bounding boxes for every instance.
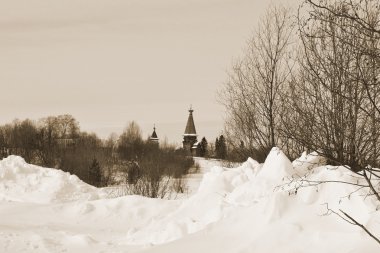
[139,149,380,253]
[125,147,379,249]
[0,155,103,203]
[1,150,380,253]
[292,151,326,173]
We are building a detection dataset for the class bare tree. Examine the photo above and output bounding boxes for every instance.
[220,4,295,161]
[117,121,144,160]
[284,2,371,168]
[280,0,380,243]
[286,0,380,171]
[55,114,80,139]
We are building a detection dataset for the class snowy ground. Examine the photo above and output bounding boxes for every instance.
[0,149,380,252]
[184,157,224,194]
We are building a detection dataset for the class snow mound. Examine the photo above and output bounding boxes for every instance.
[0,155,103,203]
[292,151,326,174]
[127,148,380,249]
[258,147,294,182]
[126,148,298,244]
[1,150,380,252]
[138,150,380,253]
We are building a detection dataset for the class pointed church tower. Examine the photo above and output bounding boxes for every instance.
[149,125,159,145]
[183,106,198,154]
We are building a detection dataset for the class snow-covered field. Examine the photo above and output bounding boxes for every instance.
[0,149,379,252]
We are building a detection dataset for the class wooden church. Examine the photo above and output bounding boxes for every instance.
[183,107,201,156]
[149,125,159,145]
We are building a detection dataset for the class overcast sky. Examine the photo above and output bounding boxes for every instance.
[0,0,294,144]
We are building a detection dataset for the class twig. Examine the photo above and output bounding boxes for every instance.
[339,209,380,244]
[363,169,380,202]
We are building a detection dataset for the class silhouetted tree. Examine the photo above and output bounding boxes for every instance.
[199,137,208,157]
[88,158,102,187]
[117,121,144,160]
[216,135,227,159]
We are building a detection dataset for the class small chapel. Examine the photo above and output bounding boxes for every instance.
[149,125,159,145]
[183,106,201,156]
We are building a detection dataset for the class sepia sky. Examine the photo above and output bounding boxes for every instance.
[0,0,296,144]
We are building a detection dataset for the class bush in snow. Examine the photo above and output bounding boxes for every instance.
[88,158,102,187]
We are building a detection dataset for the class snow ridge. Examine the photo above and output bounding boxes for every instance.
[0,155,102,203]
[0,150,379,252]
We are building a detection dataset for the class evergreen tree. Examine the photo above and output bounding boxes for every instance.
[216,135,227,159]
[215,137,219,158]
[199,137,208,157]
[88,158,102,187]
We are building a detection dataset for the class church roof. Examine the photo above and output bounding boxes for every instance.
[150,125,159,140]
[184,107,197,136]
[192,141,200,148]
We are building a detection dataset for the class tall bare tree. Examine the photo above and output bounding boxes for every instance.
[220,4,294,160]
[282,0,380,169]
[281,0,380,243]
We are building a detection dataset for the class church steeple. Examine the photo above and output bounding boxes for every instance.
[184,105,197,136]
[150,124,159,143]
[183,106,198,155]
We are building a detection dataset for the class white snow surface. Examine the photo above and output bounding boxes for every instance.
[0,156,106,203]
[0,149,380,252]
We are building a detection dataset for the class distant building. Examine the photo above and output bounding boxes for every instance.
[183,106,200,156]
[149,125,159,145]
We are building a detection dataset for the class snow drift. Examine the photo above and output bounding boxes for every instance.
[0,149,379,253]
[0,155,104,203]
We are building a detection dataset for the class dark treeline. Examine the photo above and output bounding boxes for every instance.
[0,115,194,194]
